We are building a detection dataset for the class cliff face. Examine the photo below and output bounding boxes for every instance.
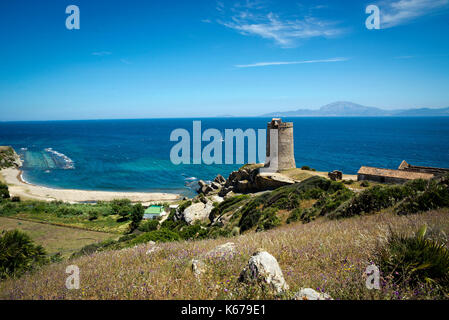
[0,146,22,169]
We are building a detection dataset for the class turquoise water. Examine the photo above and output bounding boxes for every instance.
[0,117,448,197]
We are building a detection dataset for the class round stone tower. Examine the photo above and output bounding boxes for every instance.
[265,118,296,171]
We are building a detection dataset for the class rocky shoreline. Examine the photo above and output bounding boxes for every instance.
[196,163,296,198]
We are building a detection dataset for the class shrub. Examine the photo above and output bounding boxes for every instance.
[56,206,83,217]
[376,225,449,290]
[130,229,181,245]
[178,200,192,213]
[396,177,449,215]
[238,201,262,232]
[129,203,144,231]
[111,199,133,219]
[138,219,159,232]
[0,230,48,279]
[360,181,370,187]
[329,184,409,219]
[0,183,10,199]
[11,196,20,202]
[209,195,249,221]
[257,208,280,231]
[179,224,208,240]
[301,165,311,170]
[87,210,98,221]
[286,208,302,224]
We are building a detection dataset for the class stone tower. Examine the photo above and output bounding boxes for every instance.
[264,118,296,171]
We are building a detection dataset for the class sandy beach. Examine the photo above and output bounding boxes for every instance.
[1,168,180,203]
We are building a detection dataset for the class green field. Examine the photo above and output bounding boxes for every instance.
[0,216,118,258]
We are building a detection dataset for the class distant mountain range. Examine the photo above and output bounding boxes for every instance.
[261,101,449,117]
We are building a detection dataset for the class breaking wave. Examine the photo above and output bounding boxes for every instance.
[45,148,75,169]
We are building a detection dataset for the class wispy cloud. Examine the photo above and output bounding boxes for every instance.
[120,59,132,65]
[235,57,349,68]
[379,0,449,28]
[216,1,346,47]
[92,51,112,56]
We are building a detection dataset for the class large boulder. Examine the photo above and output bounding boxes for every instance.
[183,201,214,224]
[239,249,289,294]
[214,174,226,185]
[292,288,332,300]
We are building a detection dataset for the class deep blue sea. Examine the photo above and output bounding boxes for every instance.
[1,117,448,197]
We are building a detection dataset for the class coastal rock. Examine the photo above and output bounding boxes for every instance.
[292,288,333,300]
[0,146,22,169]
[214,174,226,185]
[238,249,289,294]
[183,201,214,224]
[211,195,224,203]
[211,181,221,190]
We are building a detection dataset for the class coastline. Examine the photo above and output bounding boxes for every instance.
[1,167,181,203]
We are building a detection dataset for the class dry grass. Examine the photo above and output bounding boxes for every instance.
[1,209,448,300]
[0,217,118,258]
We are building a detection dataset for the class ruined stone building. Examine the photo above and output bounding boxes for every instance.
[264,118,296,171]
[357,160,448,184]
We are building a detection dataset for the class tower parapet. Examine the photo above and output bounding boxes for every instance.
[265,118,296,171]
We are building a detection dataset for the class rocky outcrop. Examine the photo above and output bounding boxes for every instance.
[292,288,332,300]
[0,146,22,169]
[199,164,295,197]
[238,249,289,294]
[183,201,214,225]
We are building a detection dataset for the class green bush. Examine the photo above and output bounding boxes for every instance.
[138,219,159,232]
[301,165,311,170]
[56,206,83,217]
[0,183,10,199]
[129,203,144,231]
[257,208,280,231]
[238,201,262,232]
[376,225,449,290]
[111,199,133,219]
[286,208,302,224]
[178,200,192,213]
[130,229,181,245]
[0,230,49,279]
[329,184,409,219]
[396,176,449,215]
[209,194,250,222]
[87,210,98,221]
[360,181,370,187]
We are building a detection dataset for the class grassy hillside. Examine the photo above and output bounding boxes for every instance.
[1,208,448,300]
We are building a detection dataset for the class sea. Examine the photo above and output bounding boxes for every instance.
[1,117,448,197]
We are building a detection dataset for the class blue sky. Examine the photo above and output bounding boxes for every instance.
[0,0,448,120]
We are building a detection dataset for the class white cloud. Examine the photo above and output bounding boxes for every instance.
[380,0,449,28]
[217,2,345,47]
[235,57,349,68]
